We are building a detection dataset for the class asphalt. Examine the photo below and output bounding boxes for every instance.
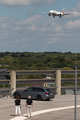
[0,95,80,120]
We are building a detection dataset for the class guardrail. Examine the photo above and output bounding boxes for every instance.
[0,92,9,98]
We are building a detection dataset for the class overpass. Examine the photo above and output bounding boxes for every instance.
[1,70,80,75]
[0,70,80,96]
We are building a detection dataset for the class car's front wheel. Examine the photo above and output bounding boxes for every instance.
[36,95,42,101]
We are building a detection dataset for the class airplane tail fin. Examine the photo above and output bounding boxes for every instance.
[62,8,65,13]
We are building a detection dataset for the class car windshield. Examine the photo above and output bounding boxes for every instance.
[46,88,51,92]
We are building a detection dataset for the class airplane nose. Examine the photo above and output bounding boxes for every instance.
[49,10,53,13]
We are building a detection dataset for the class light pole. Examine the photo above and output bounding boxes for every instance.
[70,54,77,120]
[74,54,77,120]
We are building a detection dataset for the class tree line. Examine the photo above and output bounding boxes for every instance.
[0,52,79,70]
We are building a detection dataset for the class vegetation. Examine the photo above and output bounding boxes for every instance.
[0,52,80,88]
[0,52,78,70]
[0,83,30,88]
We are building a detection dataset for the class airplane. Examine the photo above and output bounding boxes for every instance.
[42,8,73,18]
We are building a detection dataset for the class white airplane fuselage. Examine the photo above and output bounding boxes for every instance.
[49,10,63,18]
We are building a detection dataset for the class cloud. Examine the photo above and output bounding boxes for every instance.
[46,37,59,44]
[0,14,79,41]
[66,19,80,30]
[0,13,80,52]
[73,12,80,17]
[0,0,56,6]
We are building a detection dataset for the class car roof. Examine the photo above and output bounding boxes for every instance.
[29,86,48,90]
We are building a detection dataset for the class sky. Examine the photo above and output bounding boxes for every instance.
[0,0,80,53]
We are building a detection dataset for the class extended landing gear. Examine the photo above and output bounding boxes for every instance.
[59,14,62,18]
[53,15,55,18]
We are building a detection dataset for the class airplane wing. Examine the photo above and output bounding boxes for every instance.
[63,12,77,15]
[63,13,71,15]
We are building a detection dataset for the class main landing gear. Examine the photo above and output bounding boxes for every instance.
[53,15,55,18]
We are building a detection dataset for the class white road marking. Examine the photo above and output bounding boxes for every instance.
[10,116,26,120]
[10,105,80,120]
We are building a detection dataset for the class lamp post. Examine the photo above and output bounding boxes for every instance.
[74,54,77,120]
[70,54,77,120]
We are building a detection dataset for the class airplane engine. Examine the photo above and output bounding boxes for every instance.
[59,14,62,18]
[48,13,51,16]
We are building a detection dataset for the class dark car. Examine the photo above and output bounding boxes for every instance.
[13,87,55,100]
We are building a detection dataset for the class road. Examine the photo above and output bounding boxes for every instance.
[0,95,80,120]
